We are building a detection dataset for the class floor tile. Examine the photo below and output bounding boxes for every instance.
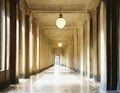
[0,65,118,93]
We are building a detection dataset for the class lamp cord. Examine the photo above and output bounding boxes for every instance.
[59,6,63,18]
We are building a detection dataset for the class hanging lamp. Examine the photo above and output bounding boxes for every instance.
[56,9,66,29]
[58,42,62,47]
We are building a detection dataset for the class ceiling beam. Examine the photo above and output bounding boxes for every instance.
[42,25,76,29]
[29,5,86,13]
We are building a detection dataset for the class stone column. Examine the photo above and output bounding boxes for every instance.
[95,11,100,81]
[0,0,11,87]
[10,0,19,84]
[19,6,26,78]
[90,9,100,81]
[92,10,98,81]
[39,31,41,70]
[83,21,87,76]
[42,33,44,69]
[29,16,33,74]
[18,9,22,77]
[100,0,119,90]
[86,14,90,78]
[24,11,31,78]
[5,0,10,80]
[118,0,120,91]
[70,38,74,69]
[79,25,84,76]
[32,18,37,74]
[39,31,43,70]
[90,14,93,78]
[76,29,80,72]
[99,0,107,90]
[0,0,6,84]
[43,38,46,69]
[73,29,78,71]
[36,23,40,72]
[96,4,101,82]
[108,0,118,90]
[0,0,6,72]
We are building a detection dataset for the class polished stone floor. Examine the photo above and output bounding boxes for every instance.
[0,65,118,93]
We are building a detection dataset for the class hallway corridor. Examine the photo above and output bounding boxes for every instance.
[0,65,111,93]
[0,0,120,91]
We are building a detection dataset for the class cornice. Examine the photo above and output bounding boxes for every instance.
[29,5,85,13]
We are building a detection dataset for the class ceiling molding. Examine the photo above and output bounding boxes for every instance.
[29,5,86,13]
[41,25,77,30]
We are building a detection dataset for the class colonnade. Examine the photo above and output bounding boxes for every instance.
[17,0,54,79]
[0,0,54,89]
[0,0,120,91]
[60,0,120,91]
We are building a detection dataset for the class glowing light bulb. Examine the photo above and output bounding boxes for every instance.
[56,13,66,29]
[58,42,62,47]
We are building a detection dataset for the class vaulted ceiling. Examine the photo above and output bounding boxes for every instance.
[25,0,99,54]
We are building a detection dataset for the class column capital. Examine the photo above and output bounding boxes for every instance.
[18,0,29,14]
[25,8,32,15]
[18,0,25,13]
[86,13,91,21]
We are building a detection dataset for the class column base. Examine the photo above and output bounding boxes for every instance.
[117,83,120,91]
[94,75,100,82]
[19,74,30,79]
[100,82,107,90]
[90,74,93,78]
[0,80,10,90]
[74,69,80,74]
[83,71,87,76]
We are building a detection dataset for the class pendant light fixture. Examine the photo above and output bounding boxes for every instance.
[56,8,66,29]
[58,42,62,47]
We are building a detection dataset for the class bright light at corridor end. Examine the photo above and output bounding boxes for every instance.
[56,13,66,29]
[58,42,62,47]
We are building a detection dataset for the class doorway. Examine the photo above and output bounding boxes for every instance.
[55,55,60,65]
